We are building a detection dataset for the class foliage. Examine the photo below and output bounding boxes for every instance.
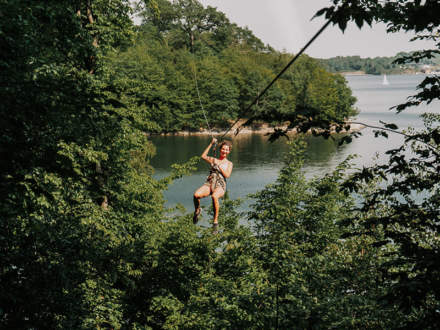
[137,0,269,54]
[341,114,440,329]
[317,0,440,328]
[0,0,162,327]
[2,0,440,328]
[247,140,396,328]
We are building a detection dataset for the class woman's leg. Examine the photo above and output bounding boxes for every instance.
[211,187,225,225]
[193,185,211,223]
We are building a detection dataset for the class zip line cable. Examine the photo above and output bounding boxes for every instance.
[220,9,339,140]
[190,3,346,141]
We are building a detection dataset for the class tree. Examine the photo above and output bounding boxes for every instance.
[316,1,440,328]
[0,0,165,327]
[246,140,400,328]
[140,0,233,53]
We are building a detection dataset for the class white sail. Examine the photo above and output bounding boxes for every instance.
[382,74,389,85]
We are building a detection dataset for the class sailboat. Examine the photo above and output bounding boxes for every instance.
[382,74,389,85]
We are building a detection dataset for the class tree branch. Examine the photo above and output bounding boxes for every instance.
[348,121,440,156]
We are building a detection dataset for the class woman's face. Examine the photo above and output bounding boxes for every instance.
[220,144,230,157]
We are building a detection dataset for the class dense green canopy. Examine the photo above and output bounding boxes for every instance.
[1,0,439,328]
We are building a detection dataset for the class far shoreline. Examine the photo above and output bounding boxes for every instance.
[340,71,433,76]
[150,121,365,138]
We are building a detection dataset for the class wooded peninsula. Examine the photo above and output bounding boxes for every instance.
[107,0,358,134]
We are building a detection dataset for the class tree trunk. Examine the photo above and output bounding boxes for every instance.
[86,0,98,73]
[87,3,98,48]
[76,0,81,17]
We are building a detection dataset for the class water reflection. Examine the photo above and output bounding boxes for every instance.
[149,133,350,211]
[150,133,348,174]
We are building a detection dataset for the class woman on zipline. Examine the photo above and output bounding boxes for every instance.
[193,138,233,233]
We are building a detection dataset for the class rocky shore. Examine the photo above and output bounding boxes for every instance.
[154,120,365,137]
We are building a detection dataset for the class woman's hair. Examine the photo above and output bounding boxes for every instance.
[219,140,232,151]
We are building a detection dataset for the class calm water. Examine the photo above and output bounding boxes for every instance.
[150,74,438,211]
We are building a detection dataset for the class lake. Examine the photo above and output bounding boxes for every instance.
[150,74,437,212]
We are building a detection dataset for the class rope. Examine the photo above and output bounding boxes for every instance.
[191,60,213,138]
[191,59,219,156]
[220,4,343,140]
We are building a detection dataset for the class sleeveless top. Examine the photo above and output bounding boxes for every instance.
[205,162,227,191]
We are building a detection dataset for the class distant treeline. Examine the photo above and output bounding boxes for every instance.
[319,52,440,75]
[106,0,357,133]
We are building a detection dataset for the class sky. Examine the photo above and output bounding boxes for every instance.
[198,0,435,59]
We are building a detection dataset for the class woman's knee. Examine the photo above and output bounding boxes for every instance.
[212,189,224,200]
[195,188,208,199]
[211,193,222,201]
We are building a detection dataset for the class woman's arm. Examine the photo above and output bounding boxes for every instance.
[217,162,233,178]
[201,138,217,165]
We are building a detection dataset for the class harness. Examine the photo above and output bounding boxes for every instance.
[206,164,227,191]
